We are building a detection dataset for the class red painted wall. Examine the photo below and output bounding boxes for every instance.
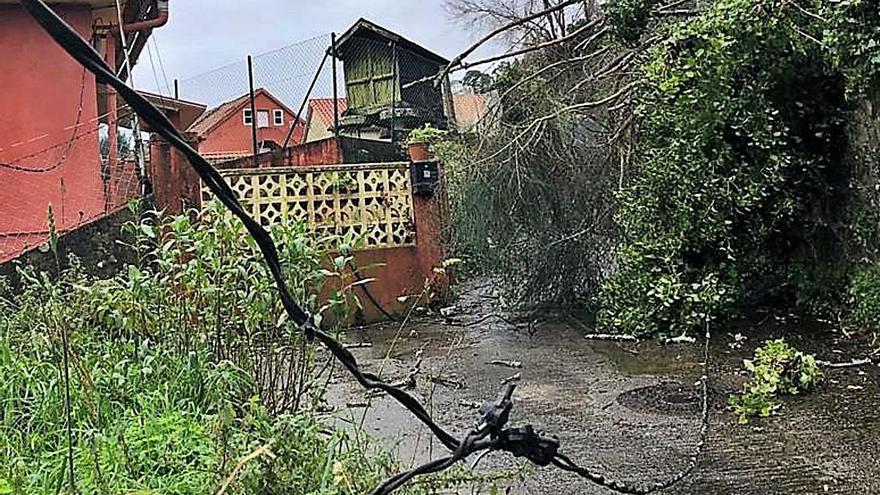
[198,93,305,155]
[0,5,102,263]
[149,134,203,215]
[322,170,450,323]
[286,137,343,167]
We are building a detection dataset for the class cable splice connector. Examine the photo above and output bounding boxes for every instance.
[498,425,559,466]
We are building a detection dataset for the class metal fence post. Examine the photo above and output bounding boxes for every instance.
[390,41,398,145]
[332,32,340,138]
[248,55,259,167]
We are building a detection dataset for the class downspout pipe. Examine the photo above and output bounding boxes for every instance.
[123,0,168,33]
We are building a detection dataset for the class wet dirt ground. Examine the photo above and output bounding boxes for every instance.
[325,280,880,494]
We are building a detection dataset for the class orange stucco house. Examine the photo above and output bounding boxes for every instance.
[0,0,170,263]
[187,88,306,166]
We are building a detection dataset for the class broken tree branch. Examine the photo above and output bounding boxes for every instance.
[439,0,586,83]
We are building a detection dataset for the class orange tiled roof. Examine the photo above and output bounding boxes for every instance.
[308,98,348,130]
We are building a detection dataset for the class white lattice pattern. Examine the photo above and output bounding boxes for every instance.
[202,163,416,249]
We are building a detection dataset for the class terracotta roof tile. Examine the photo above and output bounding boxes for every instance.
[308,98,348,130]
[453,93,489,130]
[187,93,252,137]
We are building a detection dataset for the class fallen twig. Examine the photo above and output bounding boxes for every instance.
[583,333,639,342]
[501,373,522,385]
[818,358,874,369]
[343,342,373,349]
[216,445,276,495]
[663,335,697,345]
[428,374,466,390]
[488,360,523,369]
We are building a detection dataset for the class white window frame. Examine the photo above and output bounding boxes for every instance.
[243,108,253,126]
[273,109,285,126]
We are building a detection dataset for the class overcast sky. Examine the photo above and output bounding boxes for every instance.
[133,0,500,104]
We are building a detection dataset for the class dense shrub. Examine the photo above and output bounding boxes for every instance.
[599,0,880,335]
[0,208,416,495]
[848,262,880,329]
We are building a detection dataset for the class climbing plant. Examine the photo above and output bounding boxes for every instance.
[599,0,880,336]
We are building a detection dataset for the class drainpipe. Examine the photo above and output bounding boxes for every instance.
[123,0,169,33]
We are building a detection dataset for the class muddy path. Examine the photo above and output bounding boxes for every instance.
[325,281,880,494]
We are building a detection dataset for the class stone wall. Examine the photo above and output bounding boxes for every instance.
[0,206,137,291]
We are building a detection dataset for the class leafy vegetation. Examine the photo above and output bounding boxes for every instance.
[407,124,450,145]
[597,0,880,335]
[729,339,823,423]
[847,262,880,330]
[0,205,432,494]
[445,0,880,335]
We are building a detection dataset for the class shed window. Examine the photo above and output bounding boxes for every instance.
[273,109,284,126]
[243,109,253,125]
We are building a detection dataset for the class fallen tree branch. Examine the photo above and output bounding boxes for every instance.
[583,333,640,342]
[439,0,586,82]
[457,22,606,72]
[817,358,875,369]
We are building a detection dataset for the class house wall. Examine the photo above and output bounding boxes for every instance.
[287,138,344,167]
[0,5,103,263]
[198,93,304,154]
[149,133,203,215]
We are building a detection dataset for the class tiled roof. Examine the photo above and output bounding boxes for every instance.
[187,93,252,137]
[308,98,348,130]
[201,151,251,165]
[187,88,304,138]
[453,93,489,130]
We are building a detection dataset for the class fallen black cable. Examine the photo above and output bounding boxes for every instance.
[18,2,711,493]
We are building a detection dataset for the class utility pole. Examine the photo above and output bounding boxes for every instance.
[331,32,340,138]
[247,55,259,167]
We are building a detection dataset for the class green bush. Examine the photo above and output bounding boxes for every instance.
[729,339,823,424]
[599,0,880,336]
[848,262,880,329]
[0,209,412,495]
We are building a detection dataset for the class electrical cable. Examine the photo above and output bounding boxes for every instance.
[16,2,712,494]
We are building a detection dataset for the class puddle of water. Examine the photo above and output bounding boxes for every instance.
[592,340,702,376]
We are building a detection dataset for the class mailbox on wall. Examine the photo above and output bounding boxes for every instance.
[411,160,440,197]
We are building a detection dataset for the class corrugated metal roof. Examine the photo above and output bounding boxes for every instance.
[336,18,450,65]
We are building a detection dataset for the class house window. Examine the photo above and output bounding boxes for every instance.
[273,109,284,126]
[243,109,253,126]
[257,110,270,129]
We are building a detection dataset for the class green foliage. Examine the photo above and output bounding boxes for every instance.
[599,0,880,335]
[447,42,626,306]
[0,210,414,495]
[407,124,449,145]
[461,70,494,93]
[605,0,662,46]
[847,262,880,329]
[822,0,880,95]
[729,339,823,423]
